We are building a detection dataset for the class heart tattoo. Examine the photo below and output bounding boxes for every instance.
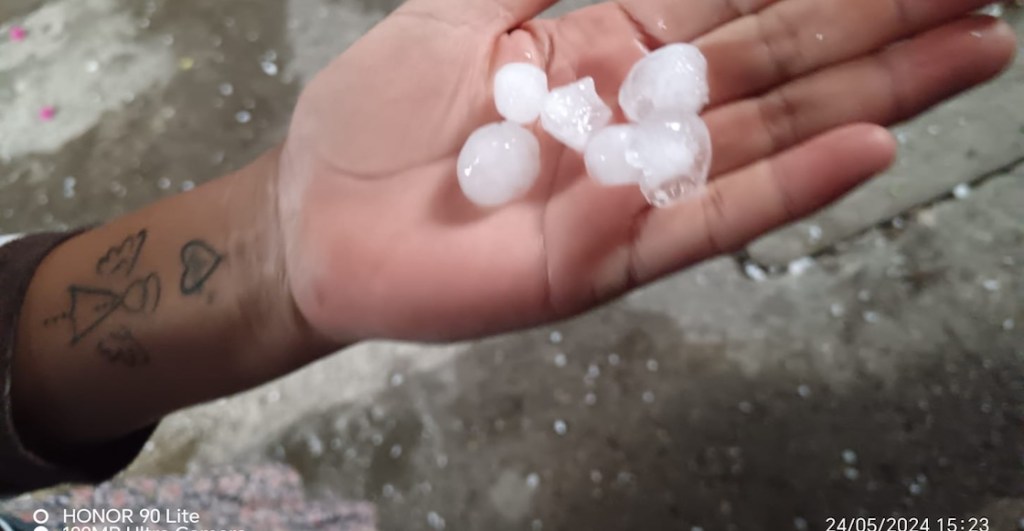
[179,240,224,295]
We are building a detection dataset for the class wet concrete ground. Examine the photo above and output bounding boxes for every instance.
[1,1,1022,530]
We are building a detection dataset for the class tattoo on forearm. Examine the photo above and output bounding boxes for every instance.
[97,326,150,367]
[179,240,223,295]
[44,230,225,366]
[96,229,147,277]
[44,273,161,344]
[45,229,161,357]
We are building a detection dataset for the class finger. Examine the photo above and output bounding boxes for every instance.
[706,16,1017,175]
[630,125,896,282]
[485,0,563,27]
[405,0,560,28]
[697,0,996,105]
[615,0,782,46]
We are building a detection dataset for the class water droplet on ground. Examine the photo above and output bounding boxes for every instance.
[426,511,446,530]
[788,257,815,276]
[62,177,76,198]
[306,434,324,457]
[842,449,858,465]
[744,262,768,281]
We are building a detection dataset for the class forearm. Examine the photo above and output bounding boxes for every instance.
[11,148,332,448]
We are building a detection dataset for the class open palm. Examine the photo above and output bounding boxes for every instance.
[279,0,1014,342]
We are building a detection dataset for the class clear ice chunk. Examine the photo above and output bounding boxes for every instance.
[584,124,643,186]
[540,77,613,152]
[494,63,549,124]
[627,116,712,207]
[457,121,541,207]
[619,43,709,122]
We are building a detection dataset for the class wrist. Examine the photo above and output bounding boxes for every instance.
[218,147,339,383]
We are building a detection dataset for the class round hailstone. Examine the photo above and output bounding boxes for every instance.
[627,116,712,207]
[584,124,643,186]
[540,77,613,152]
[457,121,541,207]
[619,43,709,122]
[494,63,549,124]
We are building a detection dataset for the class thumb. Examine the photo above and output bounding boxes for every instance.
[403,0,561,29]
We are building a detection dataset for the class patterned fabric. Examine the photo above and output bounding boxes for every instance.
[0,464,376,531]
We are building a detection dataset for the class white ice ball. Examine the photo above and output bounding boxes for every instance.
[619,43,709,122]
[494,63,549,124]
[584,124,643,186]
[540,77,613,152]
[457,121,541,207]
[627,116,712,207]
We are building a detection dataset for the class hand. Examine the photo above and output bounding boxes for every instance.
[278,0,1015,343]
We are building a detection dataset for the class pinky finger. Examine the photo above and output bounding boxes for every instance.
[630,124,897,283]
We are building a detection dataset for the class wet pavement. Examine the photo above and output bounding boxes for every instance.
[1,1,1022,531]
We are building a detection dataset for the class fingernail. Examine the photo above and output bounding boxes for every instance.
[968,16,1008,39]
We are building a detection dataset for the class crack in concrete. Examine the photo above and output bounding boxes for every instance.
[738,154,1024,278]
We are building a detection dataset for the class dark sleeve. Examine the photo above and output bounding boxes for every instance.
[0,232,156,496]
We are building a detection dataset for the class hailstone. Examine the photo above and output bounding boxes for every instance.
[457,121,541,207]
[540,77,613,152]
[494,63,549,124]
[584,124,643,186]
[619,43,709,122]
[627,116,712,207]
